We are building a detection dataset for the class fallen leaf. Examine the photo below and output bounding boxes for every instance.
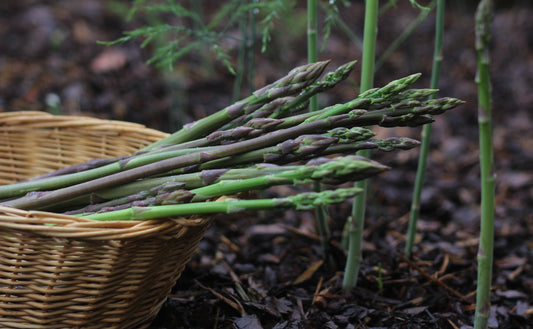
[292,260,324,285]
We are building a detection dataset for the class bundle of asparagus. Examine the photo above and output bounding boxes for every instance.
[0,61,462,220]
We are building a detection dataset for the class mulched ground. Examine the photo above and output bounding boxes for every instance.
[1,1,532,328]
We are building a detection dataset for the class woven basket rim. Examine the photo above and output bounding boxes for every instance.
[0,111,167,135]
[0,205,211,240]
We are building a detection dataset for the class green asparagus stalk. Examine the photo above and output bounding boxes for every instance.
[1,94,462,210]
[307,73,421,122]
[308,0,342,264]
[474,1,495,328]
[272,60,358,119]
[66,164,323,212]
[80,187,364,221]
[66,181,189,214]
[344,0,379,292]
[405,0,445,258]
[4,78,442,195]
[0,126,365,201]
[187,155,388,201]
[0,145,213,200]
[173,134,418,176]
[76,136,418,210]
[72,155,388,215]
[24,132,372,213]
[224,61,357,128]
[221,97,295,130]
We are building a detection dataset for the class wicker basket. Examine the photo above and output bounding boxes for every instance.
[0,111,213,328]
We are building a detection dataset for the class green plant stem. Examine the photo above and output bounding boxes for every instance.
[76,156,388,215]
[308,0,319,114]
[232,0,248,102]
[247,2,256,95]
[304,73,423,123]
[65,164,326,213]
[196,135,419,174]
[474,0,495,328]
[343,0,379,292]
[81,187,364,221]
[308,0,330,261]
[64,135,417,213]
[405,0,444,258]
[189,155,387,200]
[223,61,358,129]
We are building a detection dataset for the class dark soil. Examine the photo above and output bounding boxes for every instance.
[1,1,532,328]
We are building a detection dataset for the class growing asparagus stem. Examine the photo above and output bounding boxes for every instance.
[474,1,495,328]
[80,187,364,221]
[344,0,379,292]
[406,0,445,258]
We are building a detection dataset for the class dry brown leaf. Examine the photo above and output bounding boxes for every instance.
[293,260,324,285]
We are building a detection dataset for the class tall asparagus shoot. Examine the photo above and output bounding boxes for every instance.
[307,0,318,114]
[233,0,249,102]
[405,0,444,258]
[474,0,495,328]
[307,0,331,260]
[343,0,379,291]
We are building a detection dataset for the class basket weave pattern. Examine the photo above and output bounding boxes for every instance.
[0,112,212,328]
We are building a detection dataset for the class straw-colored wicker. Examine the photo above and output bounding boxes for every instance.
[0,111,213,328]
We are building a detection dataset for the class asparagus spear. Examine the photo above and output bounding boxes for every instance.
[1,95,461,211]
[21,82,435,186]
[304,73,423,122]
[220,61,358,130]
[68,155,387,215]
[142,60,330,149]
[1,80,449,198]
[80,187,364,221]
[78,135,414,207]
[149,155,389,204]
[0,127,361,201]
